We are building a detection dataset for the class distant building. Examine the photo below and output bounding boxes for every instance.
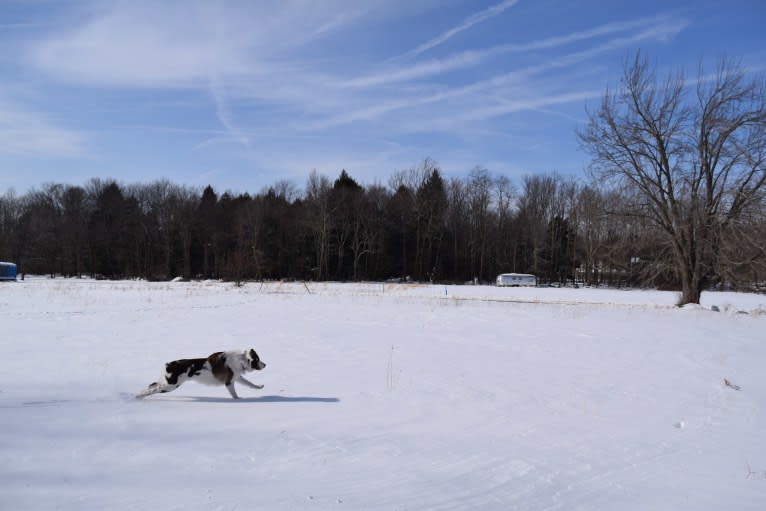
[496,273,536,287]
[0,262,17,281]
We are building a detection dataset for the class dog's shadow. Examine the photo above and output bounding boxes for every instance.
[149,395,340,404]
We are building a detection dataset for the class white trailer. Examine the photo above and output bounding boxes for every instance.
[496,273,536,287]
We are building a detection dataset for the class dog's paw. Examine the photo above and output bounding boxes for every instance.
[255,384,264,389]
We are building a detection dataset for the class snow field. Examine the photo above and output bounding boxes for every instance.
[1,279,765,510]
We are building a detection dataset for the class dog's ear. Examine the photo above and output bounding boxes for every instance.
[248,348,257,360]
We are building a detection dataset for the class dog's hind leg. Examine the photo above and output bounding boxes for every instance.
[136,381,162,399]
[136,380,181,398]
[137,360,196,399]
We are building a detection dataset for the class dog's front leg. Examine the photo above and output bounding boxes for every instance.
[226,382,240,399]
[237,376,264,389]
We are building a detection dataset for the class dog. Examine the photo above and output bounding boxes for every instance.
[136,349,266,399]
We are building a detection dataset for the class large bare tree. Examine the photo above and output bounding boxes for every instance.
[578,53,766,304]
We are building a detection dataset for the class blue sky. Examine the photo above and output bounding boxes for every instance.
[1,0,764,195]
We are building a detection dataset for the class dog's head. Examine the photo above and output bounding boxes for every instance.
[246,349,266,371]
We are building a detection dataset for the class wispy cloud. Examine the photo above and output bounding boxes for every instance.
[313,18,688,129]
[400,0,520,59]
[0,100,85,156]
[26,1,376,88]
[0,23,45,29]
[29,3,248,87]
[346,14,685,89]
[448,89,602,125]
[345,50,490,88]
[209,77,250,148]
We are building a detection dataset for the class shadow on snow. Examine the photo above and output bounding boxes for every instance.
[147,395,340,404]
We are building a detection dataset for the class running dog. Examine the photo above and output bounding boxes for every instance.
[136,349,266,399]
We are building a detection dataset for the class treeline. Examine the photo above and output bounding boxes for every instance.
[1,158,764,289]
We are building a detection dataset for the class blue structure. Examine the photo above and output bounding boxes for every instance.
[0,262,17,281]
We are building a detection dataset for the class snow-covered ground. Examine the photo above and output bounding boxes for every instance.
[1,278,765,510]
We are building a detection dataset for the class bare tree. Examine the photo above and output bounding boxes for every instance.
[305,171,333,280]
[24,184,63,277]
[197,185,219,278]
[330,170,362,280]
[0,190,24,265]
[385,182,415,280]
[575,186,608,286]
[492,175,518,277]
[445,178,468,279]
[517,174,559,278]
[466,166,493,282]
[717,192,766,289]
[59,185,88,277]
[141,180,175,278]
[351,184,386,280]
[578,53,766,304]
[414,161,447,282]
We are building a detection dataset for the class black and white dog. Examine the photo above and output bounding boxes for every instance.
[136,349,266,399]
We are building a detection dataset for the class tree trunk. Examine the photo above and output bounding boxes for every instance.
[679,268,703,305]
